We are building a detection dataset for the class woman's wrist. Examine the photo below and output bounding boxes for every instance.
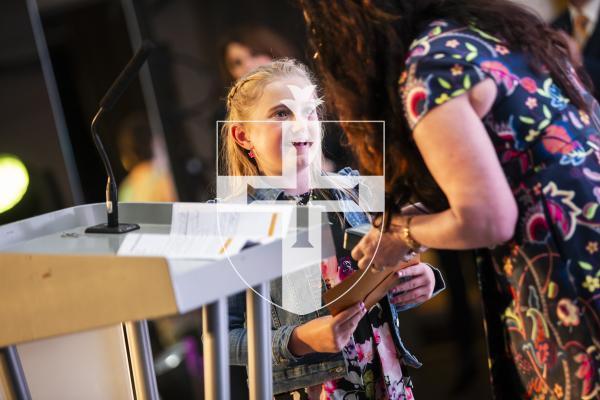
[395,216,428,256]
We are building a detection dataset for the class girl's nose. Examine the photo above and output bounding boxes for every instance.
[289,118,309,134]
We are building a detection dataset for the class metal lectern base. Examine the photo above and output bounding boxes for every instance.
[85,223,140,234]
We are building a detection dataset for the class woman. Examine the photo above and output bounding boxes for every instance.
[301,1,600,399]
[221,59,445,399]
[218,25,299,85]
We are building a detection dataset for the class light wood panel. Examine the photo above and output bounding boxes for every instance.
[0,253,178,347]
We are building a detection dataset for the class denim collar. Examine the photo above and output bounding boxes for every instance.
[247,187,285,202]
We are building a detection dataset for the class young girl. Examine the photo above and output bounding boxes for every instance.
[222,59,445,400]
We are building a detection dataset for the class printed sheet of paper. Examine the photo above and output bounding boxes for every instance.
[117,203,294,259]
[117,233,248,259]
[170,203,293,241]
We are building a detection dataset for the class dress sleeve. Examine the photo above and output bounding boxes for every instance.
[400,35,492,130]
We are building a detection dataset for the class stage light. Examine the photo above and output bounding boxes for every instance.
[0,154,29,214]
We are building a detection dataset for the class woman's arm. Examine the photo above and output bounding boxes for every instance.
[352,80,517,269]
[408,80,518,249]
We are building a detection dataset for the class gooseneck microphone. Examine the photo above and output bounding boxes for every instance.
[85,40,155,234]
[99,40,155,111]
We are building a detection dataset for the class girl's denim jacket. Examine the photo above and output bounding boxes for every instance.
[227,168,445,394]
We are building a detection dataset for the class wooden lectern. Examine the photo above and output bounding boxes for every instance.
[0,203,334,400]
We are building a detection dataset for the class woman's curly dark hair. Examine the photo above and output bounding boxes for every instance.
[300,0,590,214]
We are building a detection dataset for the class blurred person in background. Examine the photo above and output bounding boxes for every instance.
[218,25,299,85]
[554,0,600,96]
[117,112,177,203]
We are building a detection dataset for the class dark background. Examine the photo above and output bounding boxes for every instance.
[0,0,492,398]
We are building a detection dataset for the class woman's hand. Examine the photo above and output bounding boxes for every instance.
[288,302,367,356]
[350,222,413,270]
[389,263,436,306]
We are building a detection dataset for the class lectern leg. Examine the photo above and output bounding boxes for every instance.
[202,299,230,400]
[123,321,159,400]
[1,346,31,400]
[246,283,272,400]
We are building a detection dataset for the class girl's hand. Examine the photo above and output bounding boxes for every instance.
[389,263,436,306]
[350,222,413,271]
[288,302,367,356]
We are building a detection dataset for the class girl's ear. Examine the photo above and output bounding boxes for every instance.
[231,124,252,150]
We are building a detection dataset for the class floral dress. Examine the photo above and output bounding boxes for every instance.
[319,254,414,400]
[400,20,600,399]
[275,191,414,400]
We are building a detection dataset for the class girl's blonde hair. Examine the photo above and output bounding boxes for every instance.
[220,59,367,223]
[220,58,320,177]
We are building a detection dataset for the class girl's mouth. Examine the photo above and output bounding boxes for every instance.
[291,141,313,148]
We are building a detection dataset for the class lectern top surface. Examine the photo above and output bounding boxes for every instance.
[0,203,173,253]
[2,224,170,255]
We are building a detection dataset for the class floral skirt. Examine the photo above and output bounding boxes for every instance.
[275,304,415,400]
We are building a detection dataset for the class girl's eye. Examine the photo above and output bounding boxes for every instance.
[273,109,291,119]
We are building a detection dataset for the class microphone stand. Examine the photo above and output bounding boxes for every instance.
[85,108,139,233]
[85,41,155,234]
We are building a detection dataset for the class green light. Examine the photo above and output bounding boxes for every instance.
[0,154,29,214]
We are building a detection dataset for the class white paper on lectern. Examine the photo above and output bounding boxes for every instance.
[117,203,294,259]
[170,202,293,239]
[117,233,249,259]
